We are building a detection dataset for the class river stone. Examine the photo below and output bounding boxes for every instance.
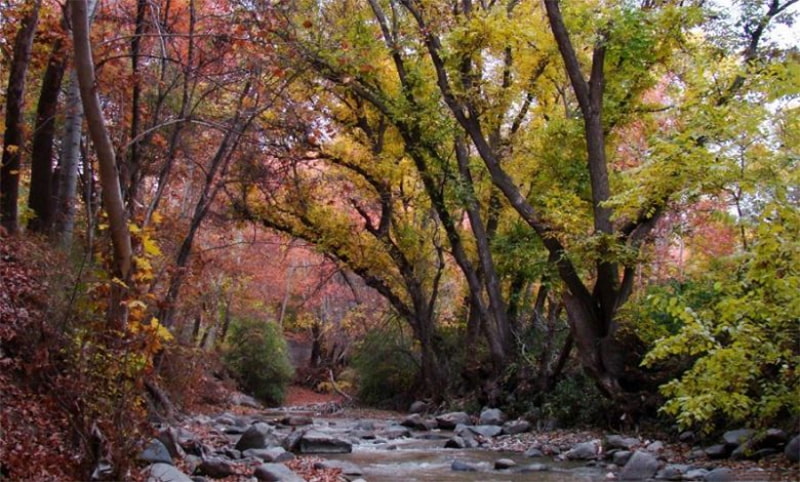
[684,468,709,480]
[354,420,376,431]
[401,413,436,430]
[655,463,691,480]
[479,408,507,426]
[705,444,730,459]
[468,425,503,438]
[705,467,733,481]
[502,419,531,435]
[494,458,516,469]
[646,440,665,453]
[565,440,600,460]
[524,447,544,458]
[197,457,236,479]
[230,392,261,408]
[242,447,294,463]
[298,429,353,454]
[451,460,478,472]
[436,411,471,429]
[723,429,755,448]
[619,450,660,480]
[409,400,431,413]
[445,435,478,449]
[378,425,411,440]
[139,438,173,465]
[235,422,277,451]
[281,415,313,427]
[253,463,304,482]
[157,427,185,460]
[612,450,632,466]
[605,435,639,450]
[145,463,193,482]
[315,459,364,476]
[784,434,800,463]
[518,463,550,472]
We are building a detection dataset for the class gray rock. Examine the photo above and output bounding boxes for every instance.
[684,468,709,480]
[494,458,516,469]
[157,428,185,460]
[467,425,503,438]
[314,459,363,476]
[451,460,478,472]
[401,413,436,431]
[524,447,544,458]
[280,415,312,427]
[704,467,733,481]
[236,423,278,451]
[679,431,696,443]
[655,463,691,480]
[785,434,800,463]
[145,463,193,482]
[436,411,472,429]
[612,450,632,466]
[353,420,376,431]
[722,429,755,448]
[230,392,261,408]
[704,444,730,459]
[605,434,639,450]
[297,429,353,454]
[502,419,531,435]
[197,457,236,479]
[253,463,304,482]
[619,450,660,480]
[409,400,430,413]
[564,440,600,460]
[517,463,550,472]
[445,435,479,449]
[242,447,294,463]
[479,408,507,426]
[378,425,411,440]
[140,439,173,465]
[646,440,665,453]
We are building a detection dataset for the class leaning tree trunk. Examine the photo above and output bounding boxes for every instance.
[1,1,41,234]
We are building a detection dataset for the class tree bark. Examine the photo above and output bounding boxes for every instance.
[53,70,83,249]
[1,1,41,234]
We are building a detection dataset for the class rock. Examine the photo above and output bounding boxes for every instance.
[139,439,173,465]
[197,457,236,479]
[683,468,709,480]
[353,420,376,431]
[784,434,800,463]
[297,429,353,454]
[518,463,549,472]
[157,427,186,460]
[565,440,601,460]
[722,429,755,448]
[401,413,436,431]
[494,458,516,469]
[646,440,665,453]
[654,463,691,480]
[605,435,639,450]
[253,463,305,482]
[235,423,278,452]
[145,463,194,482]
[612,450,632,466]
[445,435,479,449]
[704,467,733,481]
[409,400,430,413]
[378,425,411,440]
[467,425,503,438]
[280,415,312,427]
[314,459,364,476]
[679,431,696,443]
[704,444,730,459]
[242,447,294,463]
[230,392,261,408]
[436,411,471,429]
[451,460,478,472]
[479,408,507,426]
[524,447,544,458]
[502,419,531,435]
[618,450,660,481]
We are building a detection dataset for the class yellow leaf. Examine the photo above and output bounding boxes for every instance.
[5,144,19,154]
[143,238,162,256]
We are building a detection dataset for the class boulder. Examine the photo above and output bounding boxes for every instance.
[235,422,278,451]
[502,419,531,435]
[409,400,431,413]
[654,463,691,480]
[144,463,193,482]
[564,440,600,460]
[297,429,353,454]
[445,435,479,449]
[314,459,364,476]
[618,450,660,481]
[704,444,730,459]
[684,468,709,480]
[230,392,261,408]
[605,435,639,450]
[157,427,185,460]
[646,440,665,453]
[378,425,411,440]
[401,413,437,431]
[436,411,471,429]
[197,457,236,479]
[612,450,632,466]
[139,439,173,465]
[517,463,549,472]
[451,460,478,472]
[242,447,294,463]
[253,463,305,482]
[786,434,800,463]
[494,458,516,470]
[281,415,313,427]
[722,429,755,448]
[479,408,507,426]
[524,447,544,458]
[704,467,733,481]
[467,425,503,439]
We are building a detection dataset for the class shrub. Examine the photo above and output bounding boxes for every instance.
[223,317,294,406]
[351,322,419,409]
[540,371,615,428]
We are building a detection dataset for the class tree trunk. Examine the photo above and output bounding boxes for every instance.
[28,37,67,234]
[53,70,84,249]
[1,1,41,234]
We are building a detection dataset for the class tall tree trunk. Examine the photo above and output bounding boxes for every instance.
[53,71,83,249]
[124,0,148,211]
[1,0,41,234]
[28,37,67,234]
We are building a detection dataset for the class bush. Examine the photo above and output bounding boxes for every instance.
[540,371,616,428]
[223,317,294,406]
[351,323,419,409]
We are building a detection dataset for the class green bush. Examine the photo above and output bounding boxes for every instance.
[223,317,294,406]
[351,323,419,408]
[540,371,615,428]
